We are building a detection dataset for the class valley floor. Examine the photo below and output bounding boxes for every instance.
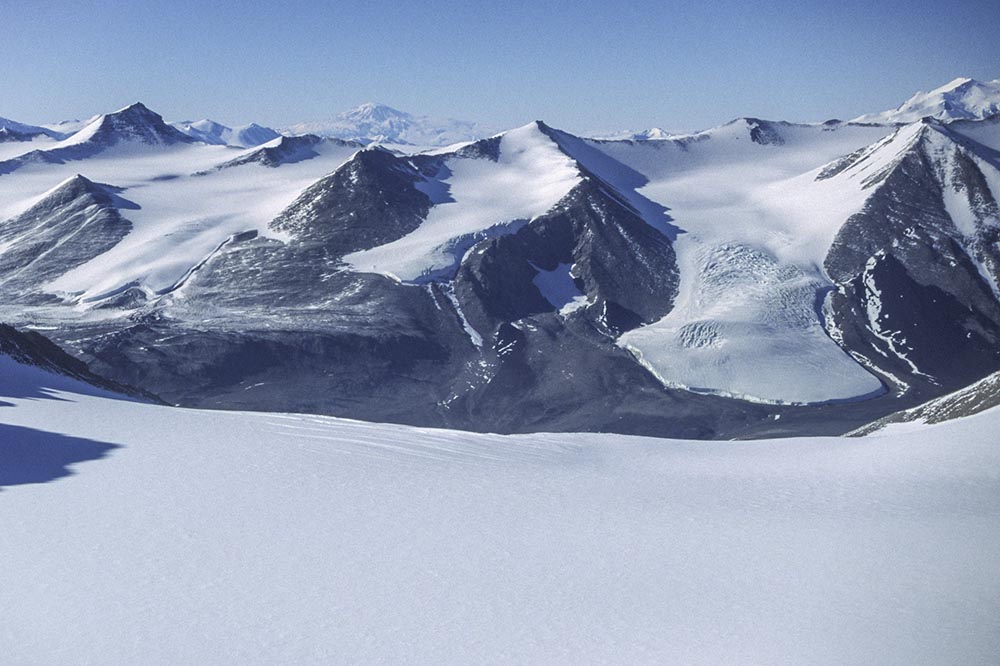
[1,371,998,665]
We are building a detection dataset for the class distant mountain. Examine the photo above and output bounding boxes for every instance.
[591,127,676,141]
[0,103,195,175]
[43,116,101,136]
[0,117,63,141]
[172,119,281,148]
[853,77,1000,124]
[284,102,497,146]
[207,134,362,171]
[63,102,195,147]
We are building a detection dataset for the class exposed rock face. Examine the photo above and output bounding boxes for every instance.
[823,123,1000,399]
[851,370,1000,435]
[270,147,432,250]
[209,135,361,171]
[453,175,678,336]
[0,322,153,399]
[0,175,133,302]
[81,103,196,147]
[4,107,1000,438]
[0,103,195,175]
[47,132,758,438]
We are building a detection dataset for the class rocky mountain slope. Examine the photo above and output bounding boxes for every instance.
[1,79,998,437]
[851,369,1000,435]
[0,323,149,399]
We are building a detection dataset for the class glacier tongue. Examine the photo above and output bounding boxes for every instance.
[591,122,898,403]
[622,243,884,404]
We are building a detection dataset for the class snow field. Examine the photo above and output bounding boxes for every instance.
[0,364,998,665]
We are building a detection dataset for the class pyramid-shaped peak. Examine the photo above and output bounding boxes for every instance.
[501,120,557,137]
[49,173,96,193]
[31,174,115,208]
[75,102,194,147]
[110,102,163,119]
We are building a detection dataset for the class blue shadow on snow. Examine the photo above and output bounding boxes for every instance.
[0,423,120,490]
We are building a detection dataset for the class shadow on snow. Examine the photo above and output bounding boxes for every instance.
[0,423,120,491]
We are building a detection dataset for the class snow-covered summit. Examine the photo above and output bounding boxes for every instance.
[61,102,195,148]
[172,119,281,148]
[42,115,102,136]
[340,101,409,125]
[853,76,1000,124]
[284,102,497,147]
[591,127,677,141]
[0,117,62,140]
[340,120,581,281]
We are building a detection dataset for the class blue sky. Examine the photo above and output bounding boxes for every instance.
[3,0,999,133]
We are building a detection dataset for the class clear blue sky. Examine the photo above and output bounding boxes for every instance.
[3,0,999,133]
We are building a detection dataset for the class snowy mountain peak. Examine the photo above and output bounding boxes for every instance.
[588,127,676,141]
[0,116,62,140]
[633,127,672,140]
[61,173,94,188]
[28,174,100,203]
[172,118,280,147]
[853,76,1000,124]
[340,102,411,124]
[35,173,137,212]
[112,101,157,116]
[284,104,496,147]
[64,102,194,147]
[184,118,228,134]
[937,76,976,91]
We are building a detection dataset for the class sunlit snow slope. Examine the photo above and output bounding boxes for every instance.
[1,361,998,666]
[853,77,1000,124]
[0,110,359,303]
[580,121,894,403]
[342,122,581,281]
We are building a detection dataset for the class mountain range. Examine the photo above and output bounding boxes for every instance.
[1,76,999,437]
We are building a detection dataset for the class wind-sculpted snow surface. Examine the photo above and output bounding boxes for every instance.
[0,366,998,665]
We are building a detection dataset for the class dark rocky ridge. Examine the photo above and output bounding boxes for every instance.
[3,115,1000,438]
[823,122,1000,400]
[207,135,362,172]
[0,103,193,176]
[0,175,134,302]
[0,323,155,401]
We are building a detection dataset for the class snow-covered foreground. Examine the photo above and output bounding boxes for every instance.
[1,370,999,665]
